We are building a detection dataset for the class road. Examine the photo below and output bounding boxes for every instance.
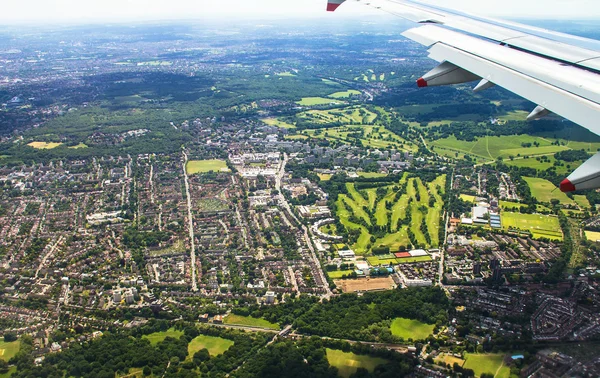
[182,151,198,292]
[275,154,332,298]
[35,235,63,279]
[438,170,454,286]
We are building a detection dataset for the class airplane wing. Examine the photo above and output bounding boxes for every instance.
[327,0,600,193]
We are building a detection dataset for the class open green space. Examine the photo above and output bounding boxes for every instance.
[186,159,230,175]
[336,176,445,254]
[463,353,510,378]
[223,314,279,330]
[327,270,355,279]
[297,106,378,126]
[358,172,388,179]
[142,328,184,345]
[390,317,435,340]
[198,198,229,212]
[499,201,526,210]
[502,212,562,240]
[27,141,63,149]
[523,177,575,206]
[585,231,600,242]
[326,349,388,378]
[0,339,20,361]
[261,118,296,129]
[296,97,342,106]
[431,134,569,162]
[460,194,476,203]
[276,71,296,77]
[574,195,591,208]
[187,335,234,359]
[328,90,361,99]
[68,143,89,149]
[303,124,416,152]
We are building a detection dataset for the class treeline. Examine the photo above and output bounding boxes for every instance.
[242,287,449,342]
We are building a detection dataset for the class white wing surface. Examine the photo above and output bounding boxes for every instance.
[327,0,600,192]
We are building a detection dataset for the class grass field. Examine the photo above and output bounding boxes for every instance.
[223,314,279,330]
[326,349,388,378]
[187,335,234,359]
[435,354,465,368]
[142,328,184,345]
[502,212,562,240]
[0,367,17,378]
[460,194,476,203]
[0,339,20,361]
[261,118,296,129]
[585,231,600,242]
[329,90,361,99]
[186,159,230,175]
[27,141,63,149]
[68,143,89,149]
[318,173,332,181]
[303,124,414,151]
[327,270,354,279]
[463,353,510,378]
[390,318,435,340]
[336,176,445,254]
[523,177,575,206]
[500,201,526,210]
[431,134,569,162]
[357,172,388,179]
[574,195,591,209]
[296,97,342,106]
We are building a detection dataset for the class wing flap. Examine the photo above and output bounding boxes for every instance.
[426,42,600,136]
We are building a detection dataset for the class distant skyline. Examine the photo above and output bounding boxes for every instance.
[2,0,600,24]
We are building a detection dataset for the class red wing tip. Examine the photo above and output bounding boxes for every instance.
[560,178,576,193]
[327,3,341,11]
[417,78,428,88]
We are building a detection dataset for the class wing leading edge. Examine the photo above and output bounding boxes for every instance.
[327,0,600,193]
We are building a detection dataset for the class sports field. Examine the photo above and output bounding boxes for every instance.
[336,176,445,254]
[187,335,234,359]
[335,277,395,293]
[523,177,575,205]
[223,314,279,330]
[261,118,296,129]
[463,353,510,378]
[142,328,184,345]
[390,317,435,340]
[326,349,388,378]
[186,159,230,175]
[585,231,600,242]
[0,339,20,361]
[27,141,63,149]
[502,212,562,240]
[296,97,342,106]
[329,90,361,99]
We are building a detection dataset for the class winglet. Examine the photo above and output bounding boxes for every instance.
[327,0,346,12]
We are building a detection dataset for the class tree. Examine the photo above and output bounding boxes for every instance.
[193,348,210,365]
[3,333,17,342]
[143,366,151,376]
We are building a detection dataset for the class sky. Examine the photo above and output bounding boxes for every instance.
[1,0,599,24]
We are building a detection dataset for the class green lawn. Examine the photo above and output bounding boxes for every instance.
[499,200,526,210]
[574,195,591,208]
[223,314,279,330]
[502,212,562,240]
[187,335,234,359]
[463,353,510,378]
[523,177,575,205]
[186,159,230,175]
[0,366,17,378]
[261,118,296,129]
[0,339,20,361]
[142,328,184,345]
[390,318,435,340]
[296,97,342,106]
[326,349,388,378]
[27,141,63,149]
[328,90,361,99]
[460,194,476,203]
[327,270,355,279]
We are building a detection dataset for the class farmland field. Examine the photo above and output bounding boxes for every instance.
[223,314,279,330]
[326,349,388,378]
[186,159,230,175]
[502,212,562,240]
[463,353,510,378]
[27,141,63,149]
[523,177,575,205]
[0,339,20,361]
[187,335,234,359]
[390,317,435,340]
[143,328,184,345]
